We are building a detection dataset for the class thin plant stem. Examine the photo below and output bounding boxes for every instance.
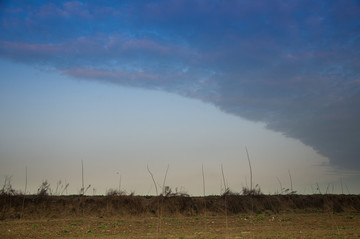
[147,165,160,238]
[119,175,121,192]
[147,165,158,195]
[221,164,227,192]
[162,164,169,195]
[202,164,206,217]
[81,160,84,195]
[288,170,293,193]
[245,147,253,192]
[202,164,206,196]
[221,164,228,239]
[276,177,283,194]
[316,182,322,194]
[325,184,330,194]
[21,166,27,218]
[245,147,254,212]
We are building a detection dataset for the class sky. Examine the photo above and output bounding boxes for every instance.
[0,0,359,195]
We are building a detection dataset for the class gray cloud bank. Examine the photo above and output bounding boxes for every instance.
[1,0,360,169]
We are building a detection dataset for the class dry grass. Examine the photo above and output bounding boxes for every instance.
[1,194,360,238]
[1,194,360,220]
[1,211,360,238]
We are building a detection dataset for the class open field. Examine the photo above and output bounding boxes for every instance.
[1,212,360,238]
[1,194,360,238]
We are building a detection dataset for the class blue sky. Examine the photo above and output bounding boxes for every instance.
[1,0,359,195]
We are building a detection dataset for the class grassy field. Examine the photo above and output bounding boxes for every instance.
[1,212,360,238]
[1,194,360,238]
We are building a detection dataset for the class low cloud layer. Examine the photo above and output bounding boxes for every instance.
[1,0,359,169]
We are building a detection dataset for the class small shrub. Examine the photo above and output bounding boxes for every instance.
[79,184,91,195]
[106,188,126,196]
[0,176,17,195]
[221,188,239,197]
[242,184,262,195]
[37,180,51,196]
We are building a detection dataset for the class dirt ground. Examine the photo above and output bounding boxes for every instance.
[1,195,360,238]
[1,211,359,239]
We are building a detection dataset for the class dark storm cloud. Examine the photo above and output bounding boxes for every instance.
[1,0,359,169]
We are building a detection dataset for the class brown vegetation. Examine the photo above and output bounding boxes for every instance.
[1,194,360,220]
[1,194,360,238]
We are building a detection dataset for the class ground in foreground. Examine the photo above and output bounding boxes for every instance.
[1,211,359,238]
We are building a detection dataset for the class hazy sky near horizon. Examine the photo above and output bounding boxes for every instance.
[1,0,359,195]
